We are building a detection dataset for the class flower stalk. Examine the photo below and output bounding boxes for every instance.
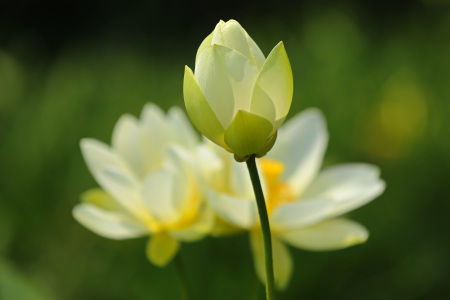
[174,252,191,300]
[246,155,276,300]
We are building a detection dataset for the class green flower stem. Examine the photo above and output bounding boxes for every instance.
[246,154,276,300]
[174,252,191,300]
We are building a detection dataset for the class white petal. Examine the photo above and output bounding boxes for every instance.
[140,103,169,134]
[302,164,385,217]
[141,168,189,226]
[270,198,334,232]
[268,109,328,197]
[165,144,195,172]
[80,138,143,215]
[80,188,122,211]
[73,203,147,240]
[195,45,259,128]
[167,106,199,149]
[279,218,368,251]
[230,159,254,198]
[195,144,225,191]
[139,103,175,172]
[250,231,293,290]
[196,32,213,61]
[202,138,235,190]
[111,114,147,177]
[207,190,257,229]
[246,34,265,70]
[211,20,254,64]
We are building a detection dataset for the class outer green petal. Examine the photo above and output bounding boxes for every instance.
[250,231,293,290]
[224,110,273,156]
[183,66,228,149]
[146,234,180,267]
[250,42,293,129]
[279,218,369,251]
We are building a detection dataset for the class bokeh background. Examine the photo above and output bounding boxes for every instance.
[1,0,449,299]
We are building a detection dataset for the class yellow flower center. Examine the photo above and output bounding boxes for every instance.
[166,188,200,231]
[259,158,295,214]
[142,187,200,233]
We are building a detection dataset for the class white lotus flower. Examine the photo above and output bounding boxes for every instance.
[205,108,386,289]
[73,104,214,267]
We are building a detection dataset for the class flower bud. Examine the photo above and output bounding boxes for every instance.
[184,20,293,160]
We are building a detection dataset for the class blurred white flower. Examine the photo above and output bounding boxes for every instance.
[73,104,214,267]
[205,108,386,289]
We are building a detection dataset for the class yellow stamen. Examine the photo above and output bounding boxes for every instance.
[259,158,295,213]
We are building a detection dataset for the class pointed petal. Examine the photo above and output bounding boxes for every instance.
[250,231,293,290]
[167,106,199,149]
[246,34,265,70]
[302,163,385,217]
[211,20,254,63]
[268,109,328,196]
[230,158,254,198]
[164,145,195,181]
[140,103,166,129]
[111,114,147,177]
[80,138,143,214]
[139,103,175,173]
[73,203,147,240]
[207,190,258,229]
[140,103,172,141]
[194,45,259,127]
[200,138,236,191]
[270,198,334,232]
[195,144,224,190]
[224,110,273,156]
[80,188,122,211]
[279,218,369,251]
[196,32,213,61]
[250,42,293,128]
[146,234,180,267]
[163,145,204,226]
[183,66,227,149]
[141,168,188,226]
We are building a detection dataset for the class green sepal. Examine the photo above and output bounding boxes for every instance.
[183,66,229,150]
[224,110,273,157]
[256,131,278,158]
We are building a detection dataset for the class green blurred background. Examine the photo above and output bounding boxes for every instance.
[1,0,449,299]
